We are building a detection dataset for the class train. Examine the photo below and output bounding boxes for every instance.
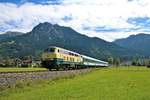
[41,46,108,70]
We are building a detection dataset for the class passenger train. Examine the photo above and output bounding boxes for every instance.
[41,46,108,70]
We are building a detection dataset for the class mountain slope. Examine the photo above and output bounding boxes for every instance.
[0,31,24,41]
[113,33,150,56]
[0,22,142,59]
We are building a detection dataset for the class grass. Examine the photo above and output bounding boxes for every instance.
[0,67,48,72]
[1,66,150,100]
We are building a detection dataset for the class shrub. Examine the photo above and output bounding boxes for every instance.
[146,60,150,68]
[21,64,29,68]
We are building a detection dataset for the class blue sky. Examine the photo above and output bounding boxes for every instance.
[0,0,150,41]
[0,0,62,5]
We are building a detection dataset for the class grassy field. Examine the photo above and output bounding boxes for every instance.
[1,67,150,100]
[0,67,48,72]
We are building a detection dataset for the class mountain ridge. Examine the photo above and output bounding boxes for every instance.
[0,22,143,60]
[113,33,150,56]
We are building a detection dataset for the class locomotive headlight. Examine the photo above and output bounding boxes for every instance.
[50,58,54,60]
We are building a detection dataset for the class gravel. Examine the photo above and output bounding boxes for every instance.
[0,69,91,88]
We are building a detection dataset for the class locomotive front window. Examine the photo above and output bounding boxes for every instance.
[50,48,55,52]
[44,48,55,52]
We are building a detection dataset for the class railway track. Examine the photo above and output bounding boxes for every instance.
[0,69,91,88]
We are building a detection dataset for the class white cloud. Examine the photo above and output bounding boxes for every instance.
[0,0,150,41]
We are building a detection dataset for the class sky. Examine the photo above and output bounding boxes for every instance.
[0,0,150,41]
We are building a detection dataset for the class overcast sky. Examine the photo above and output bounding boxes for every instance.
[0,0,150,41]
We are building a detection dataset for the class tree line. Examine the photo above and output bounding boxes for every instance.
[0,56,150,68]
[107,57,150,67]
[0,56,41,68]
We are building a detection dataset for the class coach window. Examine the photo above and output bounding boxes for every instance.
[64,56,66,60]
[70,58,72,61]
[67,57,69,61]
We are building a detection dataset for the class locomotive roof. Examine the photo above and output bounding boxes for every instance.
[48,46,80,55]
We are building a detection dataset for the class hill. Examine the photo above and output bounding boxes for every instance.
[0,22,142,60]
[113,33,150,56]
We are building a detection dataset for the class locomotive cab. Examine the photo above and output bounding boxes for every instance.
[41,47,59,69]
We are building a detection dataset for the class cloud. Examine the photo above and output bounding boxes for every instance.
[0,0,150,41]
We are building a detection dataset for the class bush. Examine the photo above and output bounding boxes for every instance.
[146,60,150,68]
[21,64,29,68]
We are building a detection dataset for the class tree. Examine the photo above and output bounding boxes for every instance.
[4,57,11,67]
[114,58,121,66]
[146,59,150,68]
[107,57,113,65]
[14,58,21,67]
[132,58,138,66]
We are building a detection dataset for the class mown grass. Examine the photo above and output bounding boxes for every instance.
[0,67,48,72]
[1,66,150,100]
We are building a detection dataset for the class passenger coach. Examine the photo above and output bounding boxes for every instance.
[41,46,108,70]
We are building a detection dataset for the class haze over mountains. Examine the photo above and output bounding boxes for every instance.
[0,22,149,60]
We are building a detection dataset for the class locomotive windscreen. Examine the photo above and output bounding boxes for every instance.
[44,48,56,52]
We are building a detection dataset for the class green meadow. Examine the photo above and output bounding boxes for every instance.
[1,67,150,100]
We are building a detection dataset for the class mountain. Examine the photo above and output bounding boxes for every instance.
[0,31,24,41]
[113,33,150,56]
[0,22,142,60]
